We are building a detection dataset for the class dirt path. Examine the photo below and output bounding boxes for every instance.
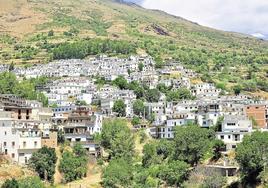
[54,147,62,184]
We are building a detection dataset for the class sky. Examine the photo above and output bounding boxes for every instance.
[126,0,268,39]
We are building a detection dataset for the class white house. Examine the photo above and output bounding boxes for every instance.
[216,115,252,150]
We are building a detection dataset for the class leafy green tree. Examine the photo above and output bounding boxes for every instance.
[128,81,145,99]
[157,83,169,94]
[131,116,141,125]
[1,179,19,188]
[0,72,18,94]
[145,89,160,102]
[102,158,133,188]
[142,140,173,168]
[154,56,164,69]
[138,62,144,72]
[159,161,189,187]
[18,177,45,188]
[112,76,128,90]
[212,139,225,160]
[173,125,211,166]
[166,88,194,102]
[112,99,126,117]
[233,85,242,95]
[133,99,145,116]
[29,147,57,182]
[59,144,88,183]
[236,131,268,184]
[101,119,134,160]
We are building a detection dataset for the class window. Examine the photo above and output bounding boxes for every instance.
[232,145,236,149]
[12,153,15,158]
[23,141,26,148]
[227,123,236,126]
[34,141,37,147]
[12,142,15,147]
[228,135,231,139]
[220,135,224,140]
[3,142,6,147]
[4,131,7,135]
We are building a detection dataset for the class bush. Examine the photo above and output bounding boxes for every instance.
[1,179,19,188]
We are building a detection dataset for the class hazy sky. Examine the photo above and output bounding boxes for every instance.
[127,0,268,38]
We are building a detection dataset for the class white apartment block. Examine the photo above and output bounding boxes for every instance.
[0,112,42,165]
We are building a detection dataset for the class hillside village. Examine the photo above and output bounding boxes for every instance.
[0,55,267,187]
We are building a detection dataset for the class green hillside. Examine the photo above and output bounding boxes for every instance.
[0,0,267,95]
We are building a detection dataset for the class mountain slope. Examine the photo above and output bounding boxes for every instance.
[0,0,267,94]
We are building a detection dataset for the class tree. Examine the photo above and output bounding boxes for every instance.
[173,125,211,166]
[29,147,57,182]
[212,139,225,160]
[75,100,87,106]
[131,116,141,125]
[236,131,268,184]
[1,179,19,188]
[57,129,65,144]
[138,62,144,72]
[142,140,173,168]
[145,89,160,102]
[128,81,144,99]
[233,85,242,95]
[133,99,145,116]
[112,76,128,90]
[8,62,14,72]
[112,99,126,117]
[18,177,45,188]
[102,158,133,188]
[154,56,164,69]
[48,30,54,37]
[59,144,88,183]
[157,83,169,94]
[159,161,189,187]
[101,119,134,160]
[166,88,194,102]
[0,72,18,94]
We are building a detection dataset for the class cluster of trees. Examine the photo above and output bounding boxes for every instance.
[0,72,48,106]
[51,38,136,60]
[111,77,194,122]
[100,119,135,187]
[112,76,194,103]
[1,177,45,188]
[28,144,89,184]
[235,131,268,186]
[29,147,57,183]
[59,144,89,183]
[100,121,225,187]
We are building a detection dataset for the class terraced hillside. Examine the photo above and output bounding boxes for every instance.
[0,0,267,94]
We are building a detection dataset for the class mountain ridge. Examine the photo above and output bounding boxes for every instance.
[0,0,267,96]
